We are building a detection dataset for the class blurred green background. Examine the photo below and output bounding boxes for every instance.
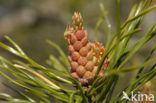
[0,0,155,102]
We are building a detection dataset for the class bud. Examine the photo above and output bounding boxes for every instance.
[64,12,109,86]
[72,12,83,31]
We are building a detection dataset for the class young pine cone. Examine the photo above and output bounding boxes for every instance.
[64,12,109,86]
[130,81,152,103]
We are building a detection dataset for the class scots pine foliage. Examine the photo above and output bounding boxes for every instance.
[0,0,156,103]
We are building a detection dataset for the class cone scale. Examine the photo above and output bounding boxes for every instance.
[64,12,109,86]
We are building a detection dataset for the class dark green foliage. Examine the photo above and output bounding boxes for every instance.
[0,0,156,103]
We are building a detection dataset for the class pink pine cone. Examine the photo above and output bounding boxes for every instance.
[64,12,109,86]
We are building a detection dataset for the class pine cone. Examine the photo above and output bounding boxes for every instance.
[130,82,152,103]
[64,12,109,86]
[141,81,152,103]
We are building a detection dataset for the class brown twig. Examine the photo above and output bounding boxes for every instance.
[14,64,61,90]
